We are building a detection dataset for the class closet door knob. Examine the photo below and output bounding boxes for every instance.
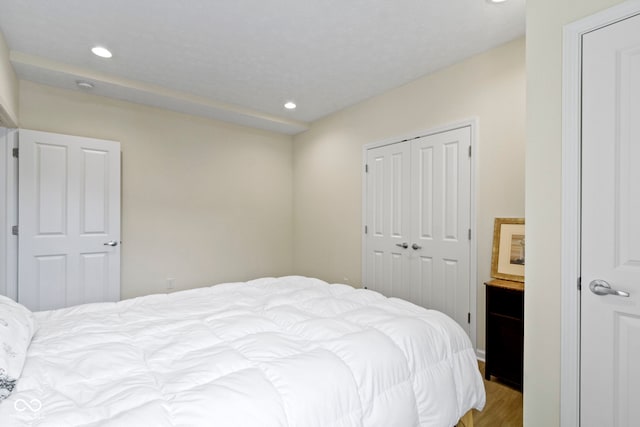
[395,242,409,249]
[103,241,119,247]
[411,243,422,250]
[589,280,629,297]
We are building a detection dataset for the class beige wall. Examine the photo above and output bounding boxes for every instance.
[0,31,18,126]
[524,0,625,425]
[292,37,526,353]
[19,80,294,299]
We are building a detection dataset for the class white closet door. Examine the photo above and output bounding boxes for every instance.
[364,142,412,299]
[409,127,471,334]
[364,126,472,334]
[0,128,18,300]
[18,130,121,311]
[581,13,640,426]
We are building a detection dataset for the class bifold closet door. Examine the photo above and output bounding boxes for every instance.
[18,129,121,311]
[364,126,471,334]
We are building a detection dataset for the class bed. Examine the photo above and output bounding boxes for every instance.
[0,276,485,426]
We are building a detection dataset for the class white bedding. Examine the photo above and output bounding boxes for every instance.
[0,276,485,426]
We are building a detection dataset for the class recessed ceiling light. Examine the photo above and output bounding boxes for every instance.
[91,46,112,58]
[488,0,508,3]
[284,102,297,110]
[76,81,94,90]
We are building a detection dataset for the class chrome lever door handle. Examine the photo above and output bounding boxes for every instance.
[589,280,630,297]
[411,243,422,250]
[103,241,119,247]
[395,242,408,249]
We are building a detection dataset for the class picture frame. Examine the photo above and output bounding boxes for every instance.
[490,217,525,282]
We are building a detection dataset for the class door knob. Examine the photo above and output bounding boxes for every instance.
[589,280,630,297]
[411,243,422,250]
[395,242,408,249]
[103,241,119,247]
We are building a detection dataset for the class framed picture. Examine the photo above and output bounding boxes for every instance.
[490,217,525,282]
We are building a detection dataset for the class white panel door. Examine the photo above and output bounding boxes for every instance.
[0,128,18,301]
[581,13,640,427]
[410,127,471,333]
[18,130,121,311]
[364,142,411,299]
[364,126,471,334]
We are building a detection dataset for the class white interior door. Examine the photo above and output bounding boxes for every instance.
[0,128,18,301]
[364,126,472,334]
[410,127,471,334]
[364,141,412,299]
[18,129,121,311]
[581,13,640,427]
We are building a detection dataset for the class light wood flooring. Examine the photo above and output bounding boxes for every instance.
[473,362,523,427]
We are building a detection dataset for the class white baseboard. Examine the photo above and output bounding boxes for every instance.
[476,349,485,362]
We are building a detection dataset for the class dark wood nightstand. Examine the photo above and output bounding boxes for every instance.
[484,279,524,390]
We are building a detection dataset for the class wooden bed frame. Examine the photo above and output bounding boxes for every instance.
[457,410,474,427]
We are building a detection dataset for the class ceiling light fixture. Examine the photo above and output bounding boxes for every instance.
[91,46,113,58]
[284,101,297,110]
[76,81,94,90]
[488,0,508,3]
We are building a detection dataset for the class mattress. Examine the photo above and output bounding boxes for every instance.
[0,276,485,426]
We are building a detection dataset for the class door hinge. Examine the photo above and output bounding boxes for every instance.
[468,146,471,157]
[364,225,368,234]
[468,312,471,324]
[12,148,18,158]
[365,164,369,173]
[468,228,471,240]
[11,225,18,236]
[577,276,581,291]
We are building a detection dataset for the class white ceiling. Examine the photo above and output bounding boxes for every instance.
[0,0,525,134]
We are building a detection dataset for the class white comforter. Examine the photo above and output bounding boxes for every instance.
[1,276,485,426]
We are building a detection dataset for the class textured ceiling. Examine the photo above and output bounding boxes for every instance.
[0,0,525,134]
